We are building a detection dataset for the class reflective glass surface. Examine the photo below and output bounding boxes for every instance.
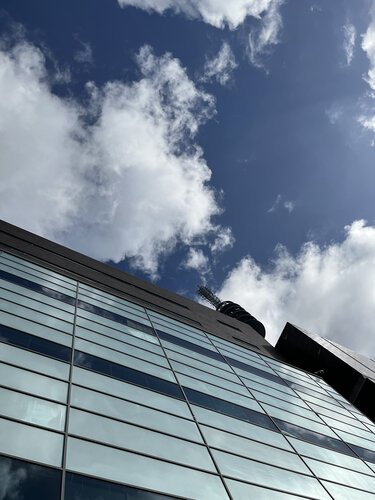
[65,472,176,499]
[0,455,61,500]
[66,437,229,499]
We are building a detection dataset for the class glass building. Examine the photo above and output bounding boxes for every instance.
[1,220,375,499]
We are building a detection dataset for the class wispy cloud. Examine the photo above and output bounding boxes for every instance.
[74,37,93,65]
[247,0,284,69]
[267,194,295,213]
[216,220,375,356]
[182,248,210,276]
[342,23,356,67]
[325,104,343,124]
[118,0,284,68]
[201,42,237,86]
[0,37,231,278]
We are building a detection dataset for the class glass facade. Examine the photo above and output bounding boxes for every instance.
[1,249,375,499]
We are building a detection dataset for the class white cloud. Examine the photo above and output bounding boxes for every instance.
[342,23,356,67]
[210,227,235,254]
[0,39,230,277]
[267,194,295,213]
[362,6,375,91]
[118,0,280,30]
[216,220,375,357]
[247,0,284,68]
[118,0,284,67]
[202,42,237,86]
[182,248,210,275]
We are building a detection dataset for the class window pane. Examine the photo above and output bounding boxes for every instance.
[0,278,75,313]
[72,367,191,418]
[0,417,63,466]
[322,481,375,500]
[179,374,259,411]
[69,408,215,471]
[0,362,68,403]
[162,341,231,371]
[0,387,66,431]
[252,391,314,418]
[75,329,168,368]
[77,291,149,320]
[165,349,238,381]
[0,455,61,500]
[288,436,372,474]
[66,437,229,499]
[76,316,159,345]
[65,472,175,499]
[201,425,310,474]
[305,457,375,492]
[0,301,73,334]
[336,430,375,452]
[0,324,71,362]
[74,351,181,398]
[274,418,355,456]
[262,403,337,438]
[191,405,292,451]
[71,385,201,442]
[0,343,70,380]
[226,478,308,500]
[171,361,248,396]
[0,310,72,346]
[212,449,331,499]
[0,288,74,322]
[184,388,275,431]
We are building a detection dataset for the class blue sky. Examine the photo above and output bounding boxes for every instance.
[1,0,375,353]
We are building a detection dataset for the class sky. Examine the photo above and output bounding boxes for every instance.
[1,0,375,356]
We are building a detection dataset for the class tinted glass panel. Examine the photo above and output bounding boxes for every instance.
[66,438,229,499]
[212,449,331,499]
[224,355,286,386]
[0,324,71,361]
[72,367,190,419]
[0,455,61,500]
[274,418,355,456]
[65,472,176,500]
[0,362,68,403]
[157,329,225,363]
[322,481,375,500]
[184,387,276,431]
[0,417,63,466]
[226,479,307,500]
[0,387,66,431]
[69,409,215,471]
[70,385,201,442]
[191,405,292,451]
[74,351,183,400]
[0,269,75,305]
[201,425,310,474]
[349,443,375,464]
[77,300,154,336]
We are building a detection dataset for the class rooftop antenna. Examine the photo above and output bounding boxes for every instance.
[197,285,222,309]
[197,285,266,338]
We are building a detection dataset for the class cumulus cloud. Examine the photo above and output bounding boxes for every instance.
[342,23,356,67]
[267,194,295,213]
[182,248,210,275]
[0,39,230,277]
[216,220,375,357]
[201,42,237,86]
[118,0,284,67]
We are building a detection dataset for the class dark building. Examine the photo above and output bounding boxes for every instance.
[277,322,375,424]
[1,219,375,499]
